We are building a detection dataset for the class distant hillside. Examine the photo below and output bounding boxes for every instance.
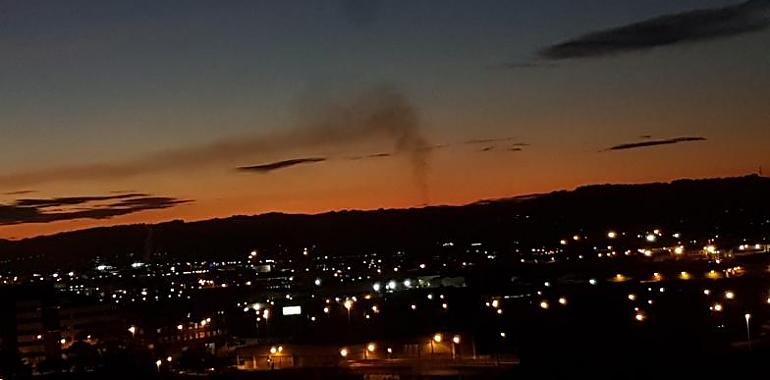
[1,175,769,270]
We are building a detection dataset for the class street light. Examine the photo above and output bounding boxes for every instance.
[128,326,136,337]
[344,300,353,322]
[339,348,348,357]
[452,335,461,359]
[155,359,162,372]
[431,334,442,358]
[745,313,752,351]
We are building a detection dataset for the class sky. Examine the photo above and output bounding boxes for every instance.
[1,0,769,239]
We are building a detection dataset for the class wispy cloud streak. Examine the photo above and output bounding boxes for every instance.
[541,1,770,60]
[603,136,707,151]
[0,193,190,226]
[237,158,327,173]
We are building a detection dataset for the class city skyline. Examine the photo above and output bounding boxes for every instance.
[2,0,769,239]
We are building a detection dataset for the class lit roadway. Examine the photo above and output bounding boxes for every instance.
[342,357,519,377]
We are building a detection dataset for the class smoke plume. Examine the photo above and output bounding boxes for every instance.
[0,86,432,203]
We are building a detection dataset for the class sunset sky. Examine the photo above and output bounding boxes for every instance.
[1,0,769,239]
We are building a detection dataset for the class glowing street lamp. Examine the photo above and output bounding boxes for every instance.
[339,348,348,357]
[128,326,136,337]
[451,335,461,359]
[745,313,752,351]
[155,359,162,372]
[263,309,270,337]
[430,333,442,357]
[344,300,353,322]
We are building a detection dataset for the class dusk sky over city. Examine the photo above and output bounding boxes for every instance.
[1,0,769,239]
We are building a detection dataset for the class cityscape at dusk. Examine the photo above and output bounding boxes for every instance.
[1,1,770,379]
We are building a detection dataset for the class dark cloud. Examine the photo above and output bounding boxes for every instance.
[478,143,529,153]
[14,193,147,208]
[364,152,391,158]
[2,190,35,195]
[0,193,190,226]
[237,158,327,173]
[540,0,770,60]
[603,136,707,152]
[347,152,392,161]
